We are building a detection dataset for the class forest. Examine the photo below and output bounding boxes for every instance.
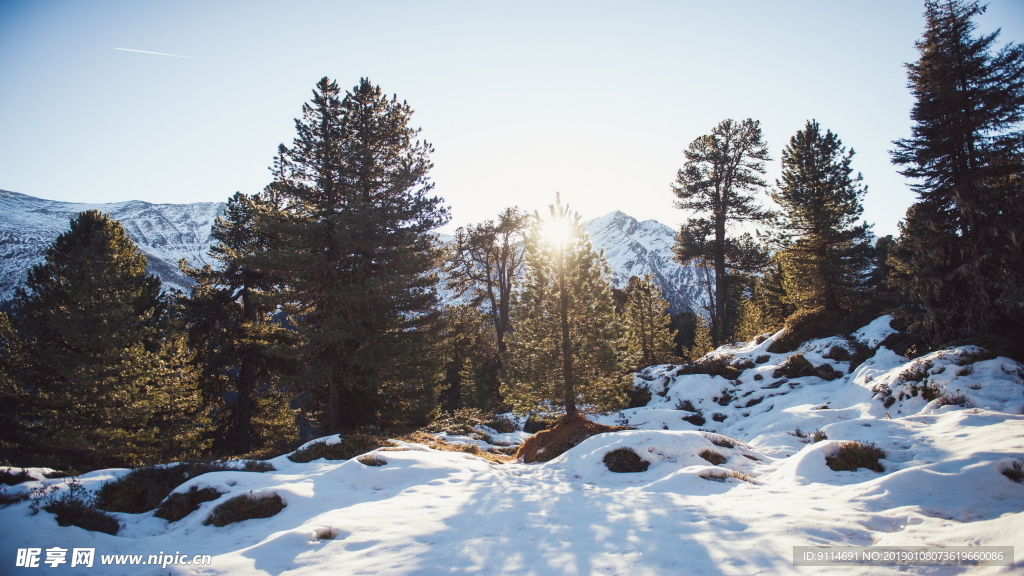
[1,0,1022,475]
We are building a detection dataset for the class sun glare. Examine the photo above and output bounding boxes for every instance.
[541,217,572,247]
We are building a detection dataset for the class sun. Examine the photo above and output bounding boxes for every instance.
[541,217,572,247]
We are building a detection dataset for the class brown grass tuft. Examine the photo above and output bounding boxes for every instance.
[825,442,885,473]
[515,414,628,463]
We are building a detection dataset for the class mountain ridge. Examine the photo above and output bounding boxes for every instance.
[0,190,701,313]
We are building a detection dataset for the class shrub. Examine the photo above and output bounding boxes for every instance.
[0,469,32,485]
[712,412,727,422]
[706,435,735,448]
[699,449,727,465]
[38,480,120,535]
[678,355,743,379]
[203,493,285,527]
[810,429,828,443]
[239,460,276,472]
[824,346,851,362]
[0,486,28,508]
[516,414,627,463]
[772,354,815,379]
[698,470,728,482]
[1002,460,1023,483]
[682,410,706,427]
[766,309,847,353]
[716,391,734,406]
[825,442,885,473]
[627,385,654,409]
[154,486,223,522]
[485,414,519,434]
[603,448,649,473]
[523,415,556,433]
[357,455,387,467]
[43,470,69,479]
[754,354,770,364]
[934,391,969,408]
[95,462,259,514]
[315,527,338,540]
[289,432,395,463]
[675,399,698,412]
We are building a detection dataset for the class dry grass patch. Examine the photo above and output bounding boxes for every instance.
[825,442,885,473]
[1002,460,1023,483]
[154,486,223,523]
[289,432,396,463]
[203,493,285,527]
[357,454,387,467]
[705,435,736,448]
[0,469,32,485]
[603,447,649,473]
[397,431,512,463]
[516,414,628,463]
[699,449,727,465]
[315,527,338,540]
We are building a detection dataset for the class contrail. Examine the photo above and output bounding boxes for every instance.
[113,47,207,60]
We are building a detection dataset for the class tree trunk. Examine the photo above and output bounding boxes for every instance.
[558,254,577,417]
[713,212,727,346]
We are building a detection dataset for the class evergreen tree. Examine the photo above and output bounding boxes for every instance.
[623,274,675,368]
[772,120,874,312]
[443,207,529,408]
[890,0,1024,349]
[0,210,206,471]
[685,314,714,360]
[673,118,773,346]
[502,196,635,416]
[262,77,449,433]
[180,192,298,456]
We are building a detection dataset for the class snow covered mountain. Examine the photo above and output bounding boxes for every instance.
[0,190,700,313]
[0,189,225,300]
[583,210,702,314]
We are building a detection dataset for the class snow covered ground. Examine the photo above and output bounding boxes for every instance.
[2,316,1022,575]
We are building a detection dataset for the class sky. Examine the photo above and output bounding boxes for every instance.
[1,1,1022,237]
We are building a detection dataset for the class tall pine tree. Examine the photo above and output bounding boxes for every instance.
[0,210,206,471]
[262,78,449,433]
[890,0,1024,351]
[180,192,298,456]
[673,118,773,346]
[502,196,634,416]
[772,120,874,312]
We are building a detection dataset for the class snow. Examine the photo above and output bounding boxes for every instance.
[2,318,1023,575]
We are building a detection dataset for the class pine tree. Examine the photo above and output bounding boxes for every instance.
[623,274,675,368]
[772,120,874,312]
[685,314,714,360]
[673,118,773,346]
[443,207,529,409]
[890,0,1024,349]
[262,77,449,433]
[0,210,206,471]
[180,192,298,456]
[502,196,635,416]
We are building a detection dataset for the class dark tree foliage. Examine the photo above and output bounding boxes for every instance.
[772,120,874,312]
[623,275,676,369]
[263,77,449,433]
[443,207,529,409]
[0,211,206,471]
[890,0,1024,352]
[180,192,298,456]
[673,118,773,346]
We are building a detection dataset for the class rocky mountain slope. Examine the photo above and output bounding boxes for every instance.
[0,190,701,312]
[0,189,225,299]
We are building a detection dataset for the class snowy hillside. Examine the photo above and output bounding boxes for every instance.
[1,191,701,313]
[0,189,225,299]
[3,316,1021,575]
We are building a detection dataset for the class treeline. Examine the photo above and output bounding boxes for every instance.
[1,0,1021,472]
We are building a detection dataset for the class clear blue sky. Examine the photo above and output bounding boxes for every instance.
[2,0,1022,236]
